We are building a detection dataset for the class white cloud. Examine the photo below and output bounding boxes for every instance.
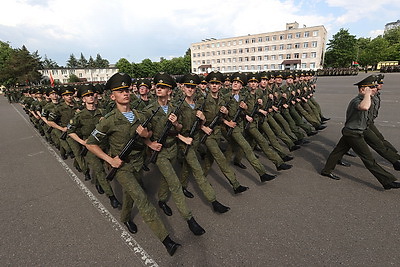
[368,29,384,38]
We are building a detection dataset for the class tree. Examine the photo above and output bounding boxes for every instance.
[0,45,42,86]
[68,74,80,83]
[42,55,59,69]
[383,27,400,61]
[87,56,96,68]
[324,28,357,68]
[78,53,88,68]
[66,54,79,68]
[115,58,133,75]
[95,53,109,68]
[359,37,391,69]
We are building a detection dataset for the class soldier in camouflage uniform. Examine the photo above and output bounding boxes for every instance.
[86,73,181,256]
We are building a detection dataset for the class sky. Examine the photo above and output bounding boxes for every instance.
[1,0,400,66]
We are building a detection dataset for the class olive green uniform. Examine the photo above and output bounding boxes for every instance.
[87,109,168,241]
[321,94,396,187]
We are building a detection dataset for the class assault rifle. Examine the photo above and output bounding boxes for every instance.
[105,107,160,181]
[244,94,259,130]
[227,94,248,136]
[148,96,186,164]
[183,93,207,156]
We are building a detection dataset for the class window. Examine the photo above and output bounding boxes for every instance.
[212,59,215,64]
[206,60,210,64]
[271,64,276,69]
[207,52,210,56]
[304,31,310,37]
[228,66,231,71]
[278,64,283,70]
[271,55,276,60]
[301,63,307,68]
[264,64,269,70]
[278,54,283,60]
[310,62,315,68]
[294,53,299,59]
[245,39,249,44]
[287,44,292,49]
[197,53,200,57]
[251,38,256,43]
[222,42,225,47]
[221,67,225,71]
[244,65,248,70]
[286,54,291,59]
[287,34,292,39]
[233,41,236,45]
[251,47,256,52]
[294,43,300,48]
[264,55,269,60]
[265,46,269,51]
[251,56,255,61]
[303,42,308,48]
[279,35,284,40]
[227,58,231,63]
[258,37,263,42]
[212,51,215,56]
[222,50,225,55]
[228,41,231,46]
[257,56,262,61]
[216,59,220,63]
[265,36,270,41]
[207,44,210,48]
[238,48,243,53]
[211,43,215,48]
[279,44,284,50]
[239,66,242,70]
[245,48,249,53]
[272,35,277,41]
[238,40,243,45]
[79,73,83,78]
[233,49,237,54]
[233,58,236,62]
[233,66,237,71]
[258,47,263,52]
[222,59,225,63]
[302,53,307,58]
[257,65,261,70]
[244,57,249,62]
[295,32,301,38]
[313,30,318,37]
[272,45,276,50]
[311,52,317,58]
[312,41,317,47]
[238,57,243,62]
[251,65,255,70]
[202,60,205,64]
[193,53,196,57]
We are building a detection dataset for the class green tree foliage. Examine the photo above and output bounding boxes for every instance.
[78,53,88,68]
[95,54,109,68]
[68,73,80,83]
[358,37,391,69]
[87,56,96,68]
[0,44,42,86]
[115,58,133,75]
[66,54,79,68]
[324,28,357,67]
[42,55,59,69]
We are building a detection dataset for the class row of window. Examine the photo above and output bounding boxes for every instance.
[193,62,317,72]
[193,52,318,65]
[193,30,319,50]
[193,42,318,57]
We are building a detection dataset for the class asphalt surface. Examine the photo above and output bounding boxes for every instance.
[1,73,400,266]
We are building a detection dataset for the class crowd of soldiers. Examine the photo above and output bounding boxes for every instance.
[380,65,400,73]
[6,69,333,256]
[316,67,359,76]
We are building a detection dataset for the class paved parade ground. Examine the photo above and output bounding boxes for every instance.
[1,73,400,266]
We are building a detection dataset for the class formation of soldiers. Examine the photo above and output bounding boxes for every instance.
[317,67,359,76]
[8,69,335,256]
[380,65,400,73]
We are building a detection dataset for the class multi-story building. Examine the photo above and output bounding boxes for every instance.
[385,20,400,33]
[190,22,327,74]
[39,67,119,84]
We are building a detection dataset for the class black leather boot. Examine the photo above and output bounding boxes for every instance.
[162,235,181,256]
[212,201,230,213]
[187,217,205,236]
[109,195,120,208]
[96,184,104,194]
[158,201,172,216]
[233,185,249,194]
[124,220,137,234]
[182,187,194,198]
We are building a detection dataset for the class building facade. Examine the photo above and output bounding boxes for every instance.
[39,67,119,84]
[190,22,327,74]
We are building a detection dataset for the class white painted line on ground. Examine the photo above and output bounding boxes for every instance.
[27,151,44,157]
[12,104,159,267]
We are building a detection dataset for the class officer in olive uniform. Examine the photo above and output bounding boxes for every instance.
[320,76,400,190]
[131,78,154,111]
[86,73,181,256]
[222,72,277,183]
[201,71,249,194]
[143,72,206,236]
[68,84,121,209]
[177,73,230,213]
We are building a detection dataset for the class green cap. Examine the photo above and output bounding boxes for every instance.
[105,73,131,91]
